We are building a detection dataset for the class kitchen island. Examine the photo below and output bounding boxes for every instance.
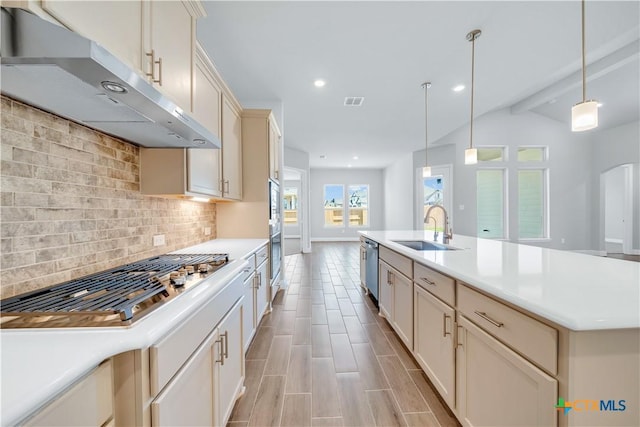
[360,230,639,427]
[0,238,268,427]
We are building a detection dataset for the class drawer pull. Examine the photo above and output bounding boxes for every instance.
[456,325,464,347]
[221,331,229,360]
[443,313,452,337]
[420,277,436,286]
[474,311,504,328]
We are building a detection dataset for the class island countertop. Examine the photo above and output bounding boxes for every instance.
[0,238,268,427]
[360,230,640,331]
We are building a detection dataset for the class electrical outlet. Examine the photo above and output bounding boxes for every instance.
[153,234,166,246]
[204,227,212,236]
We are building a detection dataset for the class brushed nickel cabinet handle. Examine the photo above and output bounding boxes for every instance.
[474,311,504,328]
[215,336,224,364]
[456,325,464,347]
[146,50,161,84]
[223,180,230,194]
[420,277,436,286]
[443,313,451,337]
[222,331,229,360]
[157,56,163,86]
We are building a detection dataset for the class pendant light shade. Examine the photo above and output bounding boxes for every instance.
[422,82,432,177]
[464,29,481,165]
[572,0,598,132]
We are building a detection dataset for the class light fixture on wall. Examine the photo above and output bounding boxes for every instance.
[571,0,598,132]
[422,82,432,177]
[464,29,481,165]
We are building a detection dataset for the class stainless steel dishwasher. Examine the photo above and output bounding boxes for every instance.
[362,238,379,306]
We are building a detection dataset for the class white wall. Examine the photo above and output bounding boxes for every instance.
[383,153,413,230]
[310,168,384,240]
[604,166,625,251]
[417,108,593,250]
[589,120,640,251]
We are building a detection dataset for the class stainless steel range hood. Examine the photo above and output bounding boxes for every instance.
[0,8,221,149]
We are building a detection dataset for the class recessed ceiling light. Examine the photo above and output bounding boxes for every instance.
[353,156,359,160]
[597,102,603,107]
[347,164,352,168]
[453,84,465,92]
[101,81,127,94]
[314,79,326,88]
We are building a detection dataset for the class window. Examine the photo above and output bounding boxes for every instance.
[323,184,344,226]
[518,147,546,162]
[348,185,369,226]
[477,169,506,239]
[477,147,506,162]
[423,176,443,232]
[284,187,298,225]
[518,169,548,239]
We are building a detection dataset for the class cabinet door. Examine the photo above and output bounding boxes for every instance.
[243,271,256,353]
[392,270,413,350]
[456,315,557,427]
[41,1,143,74]
[255,260,269,321]
[414,286,455,409]
[222,95,242,200]
[378,261,393,320]
[359,245,366,288]
[149,0,193,110]
[151,333,215,427]
[268,121,281,182]
[216,300,245,427]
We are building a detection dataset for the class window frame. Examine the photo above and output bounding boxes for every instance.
[323,184,345,228]
[347,184,370,228]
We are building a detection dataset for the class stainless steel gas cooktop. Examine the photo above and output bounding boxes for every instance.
[0,253,229,328]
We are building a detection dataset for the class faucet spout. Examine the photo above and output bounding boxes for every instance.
[424,204,453,244]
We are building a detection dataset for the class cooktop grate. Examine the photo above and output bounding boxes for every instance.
[1,254,228,321]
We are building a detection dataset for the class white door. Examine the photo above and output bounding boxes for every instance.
[415,164,453,232]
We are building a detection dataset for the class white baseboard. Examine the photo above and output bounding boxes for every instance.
[605,238,624,244]
[572,250,607,256]
[311,237,360,242]
[284,235,301,239]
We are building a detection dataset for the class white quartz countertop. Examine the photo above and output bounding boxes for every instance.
[0,238,267,427]
[360,230,640,331]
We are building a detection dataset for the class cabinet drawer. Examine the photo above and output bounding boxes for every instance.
[414,263,455,306]
[255,245,269,268]
[379,246,412,279]
[457,284,557,375]
[150,273,243,396]
[239,262,254,283]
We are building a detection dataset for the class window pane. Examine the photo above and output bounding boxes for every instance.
[518,147,545,162]
[284,187,298,225]
[477,170,505,238]
[423,176,443,231]
[348,185,368,226]
[324,185,344,226]
[519,170,546,238]
[477,147,504,162]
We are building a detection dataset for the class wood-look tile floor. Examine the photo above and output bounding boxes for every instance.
[228,242,460,427]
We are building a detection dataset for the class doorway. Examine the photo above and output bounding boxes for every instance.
[414,164,453,232]
[283,167,310,255]
[602,163,635,255]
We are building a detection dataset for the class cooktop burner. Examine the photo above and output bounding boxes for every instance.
[0,253,229,328]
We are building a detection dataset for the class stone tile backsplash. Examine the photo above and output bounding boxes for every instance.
[0,96,217,298]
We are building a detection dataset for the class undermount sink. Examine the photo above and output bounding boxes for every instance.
[392,240,460,251]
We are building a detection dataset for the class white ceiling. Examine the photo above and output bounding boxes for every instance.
[197,1,640,169]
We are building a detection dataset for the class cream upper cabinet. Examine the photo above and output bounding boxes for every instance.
[268,119,281,182]
[146,0,200,110]
[221,94,243,200]
[40,0,143,73]
[414,285,455,409]
[456,315,557,427]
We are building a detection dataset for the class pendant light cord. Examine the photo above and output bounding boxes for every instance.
[469,34,476,150]
[581,0,586,102]
[423,82,430,167]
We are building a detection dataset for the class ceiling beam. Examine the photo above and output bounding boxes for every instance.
[510,39,639,114]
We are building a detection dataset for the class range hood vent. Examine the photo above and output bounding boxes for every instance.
[0,8,221,149]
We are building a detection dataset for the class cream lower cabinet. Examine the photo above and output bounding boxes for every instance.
[414,285,455,409]
[23,360,113,427]
[256,252,270,320]
[359,243,366,288]
[378,260,413,349]
[456,315,557,427]
[242,267,256,353]
[151,298,244,427]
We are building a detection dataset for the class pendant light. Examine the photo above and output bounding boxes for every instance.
[464,29,481,165]
[422,82,432,177]
[571,0,598,132]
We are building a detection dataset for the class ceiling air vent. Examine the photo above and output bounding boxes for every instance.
[344,97,364,107]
